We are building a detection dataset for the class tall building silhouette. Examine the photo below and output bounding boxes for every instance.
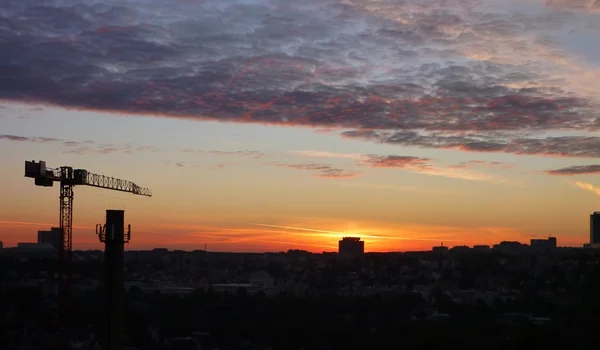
[591,212,600,244]
[530,237,557,252]
[338,237,364,256]
[37,227,62,250]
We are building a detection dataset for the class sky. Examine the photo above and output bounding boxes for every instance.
[1,0,600,252]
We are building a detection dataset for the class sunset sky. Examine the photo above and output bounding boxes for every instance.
[1,0,600,252]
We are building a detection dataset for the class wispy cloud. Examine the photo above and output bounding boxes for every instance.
[546,164,600,176]
[206,150,265,158]
[451,160,515,170]
[572,181,600,196]
[334,182,467,195]
[415,166,497,182]
[291,150,366,160]
[184,149,266,158]
[171,161,229,169]
[252,223,476,243]
[540,0,600,13]
[0,134,61,143]
[293,150,502,182]
[64,144,160,155]
[2,129,506,183]
[0,133,160,155]
[362,155,431,169]
[276,163,361,179]
[361,155,497,182]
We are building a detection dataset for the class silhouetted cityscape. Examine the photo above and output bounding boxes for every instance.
[3,213,600,349]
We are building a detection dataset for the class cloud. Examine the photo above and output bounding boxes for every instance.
[0,134,61,143]
[0,133,160,155]
[414,166,497,182]
[64,144,127,155]
[541,0,600,13]
[184,149,265,158]
[359,154,497,181]
[545,164,600,175]
[341,130,600,158]
[362,155,431,169]
[63,143,160,155]
[490,161,515,169]
[572,181,600,196]
[276,163,361,179]
[172,161,229,168]
[291,149,502,181]
[206,150,265,158]
[3,129,501,182]
[291,150,365,160]
[0,0,599,159]
[451,160,515,169]
[334,181,466,194]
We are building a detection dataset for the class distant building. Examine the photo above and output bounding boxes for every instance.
[0,240,3,249]
[432,243,449,254]
[530,237,557,252]
[450,245,470,253]
[493,241,527,254]
[472,245,490,252]
[591,212,600,244]
[287,249,310,255]
[17,242,54,251]
[338,237,364,256]
[37,227,62,249]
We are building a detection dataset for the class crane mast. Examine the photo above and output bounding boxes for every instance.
[25,160,151,349]
[59,169,74,348]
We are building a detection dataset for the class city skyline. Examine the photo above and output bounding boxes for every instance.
[1,0,600,252]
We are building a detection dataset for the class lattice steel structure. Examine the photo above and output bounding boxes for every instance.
[24,161,151,349]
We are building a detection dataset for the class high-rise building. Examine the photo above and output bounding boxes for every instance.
[530,237,557,252]
[0,240,3,249]
[338,237,364,256]
[591,212,600,244]
[38,227,62,250]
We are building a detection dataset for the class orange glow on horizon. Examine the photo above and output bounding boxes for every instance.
[0,218,583,253]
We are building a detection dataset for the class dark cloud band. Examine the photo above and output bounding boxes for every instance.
[1,0,599,158]
[545,164,600,176]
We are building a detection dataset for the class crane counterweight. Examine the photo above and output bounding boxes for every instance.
[24,160,151,349]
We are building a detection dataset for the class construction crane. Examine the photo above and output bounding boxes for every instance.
[24,160,152,349]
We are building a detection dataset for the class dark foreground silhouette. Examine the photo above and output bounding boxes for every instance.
[4,283,600,350]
